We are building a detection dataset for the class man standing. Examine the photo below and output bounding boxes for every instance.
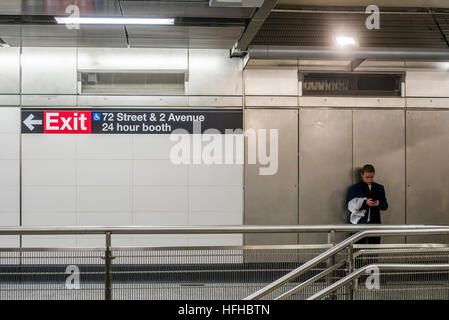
[347,164,388,244]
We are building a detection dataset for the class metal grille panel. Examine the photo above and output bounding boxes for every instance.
[350,248,449,300]
[0,249,105,300]
[252,12,448,48]
[110,246,330,300]
[1,243,449,300]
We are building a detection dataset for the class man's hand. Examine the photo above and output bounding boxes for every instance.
[366,199,379,207]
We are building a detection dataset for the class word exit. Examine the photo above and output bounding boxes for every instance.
[22,111,92,134]
[45,111,91,133]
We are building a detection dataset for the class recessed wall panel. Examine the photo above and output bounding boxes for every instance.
[0,48,20,94]
[78,48,188,71]
[406,111,449,243]
[21,48,77,94]
[244,109,299,245]
[353,110,406,243]
[406,71,449,97]
[188,49,242,96]
[244,69,298,96]
[299,109,352,243]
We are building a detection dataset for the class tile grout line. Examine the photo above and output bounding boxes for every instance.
[75,135,79,247]
[131,136,134,246]
[19,45,23,249]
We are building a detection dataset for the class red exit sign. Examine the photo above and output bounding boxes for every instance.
[44,111,92,134]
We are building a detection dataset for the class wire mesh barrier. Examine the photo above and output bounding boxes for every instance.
[308,264,449,300]
[110,245,332,300]
[0,249,105,300]
[353,270,449,300]
[350,247,449,300]
[245,227,449,300]
[1,226,449,300]
[301,246,449,300]
[0,245,332,300]
[2,246,449,300]
[2,245,448,300]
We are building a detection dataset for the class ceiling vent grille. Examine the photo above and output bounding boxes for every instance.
[302,73,402,96]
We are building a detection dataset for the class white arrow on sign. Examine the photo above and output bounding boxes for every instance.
[23,114,43,131]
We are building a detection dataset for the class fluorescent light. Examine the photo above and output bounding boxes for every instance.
[55,17,175,25]
[335,36,357,47]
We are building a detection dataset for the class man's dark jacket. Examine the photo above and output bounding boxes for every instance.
[347,181,388,224]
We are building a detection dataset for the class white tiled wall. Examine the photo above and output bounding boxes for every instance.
[0,107,20,134]
[133,134,173,159]
[22,236,77,248]
[21,133,244,247]
[22,135,77,159]
[77,135,132,160]
[22,159,77,186]
[9,41,245,246]
[22,186,77,214]
[77,186,132,214]
[133,159,189,186]
[0,107,20,247]
[78,160,132,186]
[134,186,189,213]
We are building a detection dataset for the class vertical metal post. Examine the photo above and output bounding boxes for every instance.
[327,230,335,246]
[346,244,354,300]
[105,232,112,300]
[326,230,337,300]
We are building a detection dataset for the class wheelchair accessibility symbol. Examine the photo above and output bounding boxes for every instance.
[93,113,101,121]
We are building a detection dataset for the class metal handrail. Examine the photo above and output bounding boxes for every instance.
[244,228,449,300]
[275,258,348,300]
[0,243,447,252]
[307,263,449,300]
[353,246,449,259]
[277,245,449,301]
[0,224,445,235]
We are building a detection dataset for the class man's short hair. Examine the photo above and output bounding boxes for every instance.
[361,164,375,174]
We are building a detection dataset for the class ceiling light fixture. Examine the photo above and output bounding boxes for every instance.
[335,36,357,47]
[55,17,175,25]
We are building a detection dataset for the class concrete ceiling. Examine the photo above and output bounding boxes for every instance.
[278,0,449,9]
[0,0,252,48]
[2,0,449,49]
[251,11,449,48]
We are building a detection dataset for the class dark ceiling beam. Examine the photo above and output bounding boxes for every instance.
[248,45,449,60]
[349,58,365,71]
[430,10,449,48]
[230,0,278,57]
